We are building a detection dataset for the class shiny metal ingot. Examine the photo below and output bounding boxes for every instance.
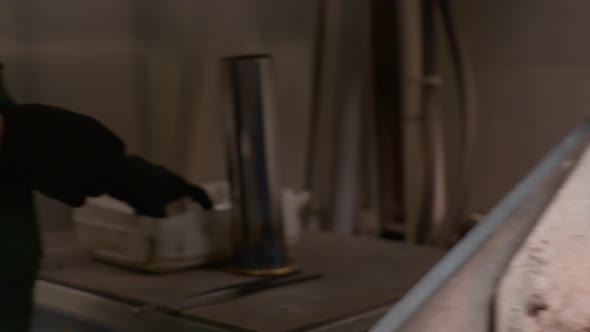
[222,55,295,276]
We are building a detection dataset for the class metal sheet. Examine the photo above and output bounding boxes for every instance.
[34,281,230,332]
[40,231,444,332]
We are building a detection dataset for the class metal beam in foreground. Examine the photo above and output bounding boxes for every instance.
[371,121,590,332]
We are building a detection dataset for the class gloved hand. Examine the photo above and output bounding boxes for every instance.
[0,103,212,216]
[108,156,213,217]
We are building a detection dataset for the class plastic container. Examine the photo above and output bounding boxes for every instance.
[73,184,309,273]
[73,196,231,273]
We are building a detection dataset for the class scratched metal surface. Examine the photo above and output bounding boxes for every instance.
[40,231,443,332]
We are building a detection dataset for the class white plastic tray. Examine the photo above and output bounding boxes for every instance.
[73,184,308,273]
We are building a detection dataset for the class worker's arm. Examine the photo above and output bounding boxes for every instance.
[0,111,3,149]
[0,103,212,217]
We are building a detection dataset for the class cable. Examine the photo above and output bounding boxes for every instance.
[437,0,479,244]
[418,0,448,243]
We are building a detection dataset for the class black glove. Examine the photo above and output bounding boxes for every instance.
[0,103,125,207]
[0,103,212,215]
[108,156,213,217]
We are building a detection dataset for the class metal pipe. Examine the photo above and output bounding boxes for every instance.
[305,0,326,193]
[370,0,404,235]
[438,0,479,245]
[222,55,294,276]
[397,0,427,242]
[303,0,327,230]
[331,0,364,234]
[419,0,448,243]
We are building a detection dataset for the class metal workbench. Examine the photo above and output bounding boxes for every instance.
[35,231,443,332]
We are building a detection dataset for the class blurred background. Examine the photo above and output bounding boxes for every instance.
[3,1,590,331]
[1,0,318,233]
[3,0,589,244]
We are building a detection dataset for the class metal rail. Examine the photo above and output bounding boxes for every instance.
[371,120,590,331]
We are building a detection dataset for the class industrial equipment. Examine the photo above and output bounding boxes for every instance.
[36,115,590,332]
[30,55,444,331]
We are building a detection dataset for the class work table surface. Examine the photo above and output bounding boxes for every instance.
[40,231,444,332]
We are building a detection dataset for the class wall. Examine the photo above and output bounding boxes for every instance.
[446,0,590,219]
[0,0,317,231]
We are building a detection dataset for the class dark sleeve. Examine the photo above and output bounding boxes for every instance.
[0,104,126,207]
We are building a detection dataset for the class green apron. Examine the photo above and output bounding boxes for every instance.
[0,63,40,332]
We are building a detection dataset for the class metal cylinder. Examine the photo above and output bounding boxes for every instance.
[222,55,294,276]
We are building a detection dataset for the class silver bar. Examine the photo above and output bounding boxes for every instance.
[222,55,293,275]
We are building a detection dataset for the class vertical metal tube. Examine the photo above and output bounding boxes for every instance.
[331,0,364,234]
[223,55,295,276]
